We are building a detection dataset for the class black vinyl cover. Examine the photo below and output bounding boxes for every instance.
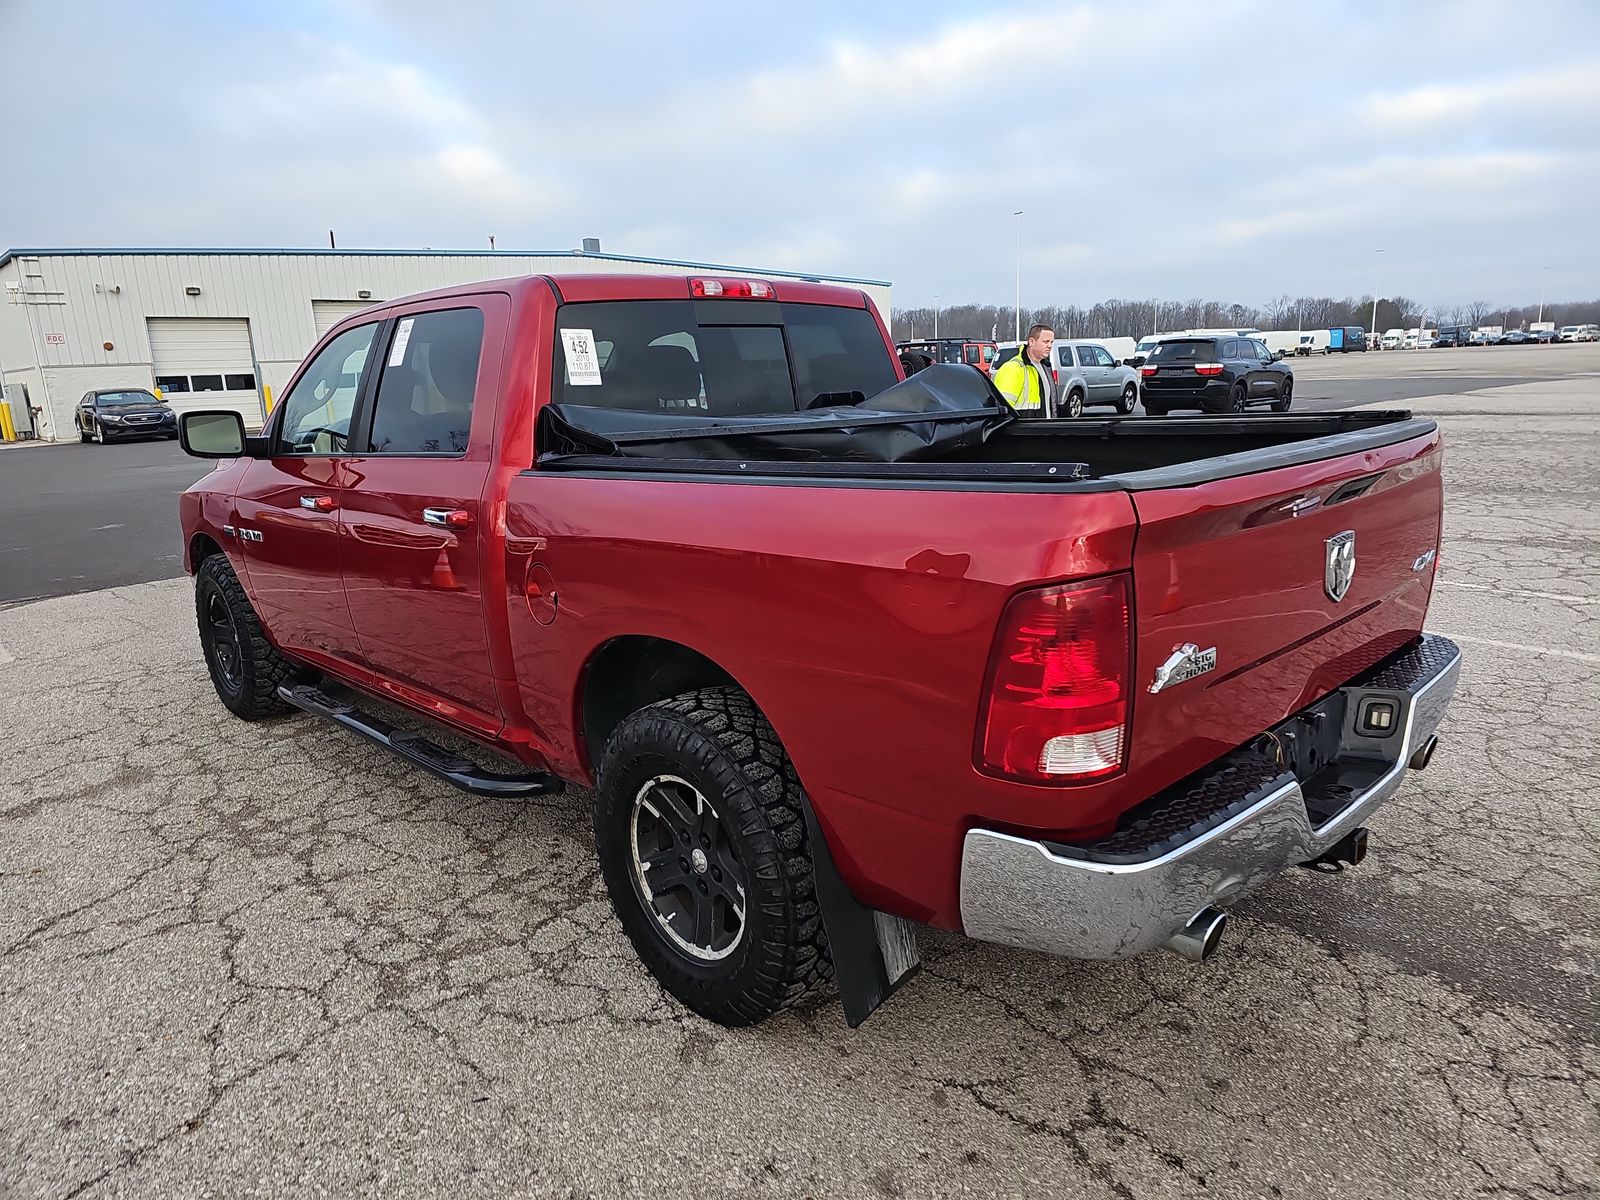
[538,364,1015,463]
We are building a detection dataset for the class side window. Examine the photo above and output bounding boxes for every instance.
[277,324,378,454]
[1221,340,1239,359]
[1256,342,1273,363]
[1090,346,1113,367]
[369,308,485,454]
[964,345,980,364]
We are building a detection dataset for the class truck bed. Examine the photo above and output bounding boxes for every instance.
[538,409,1435,490]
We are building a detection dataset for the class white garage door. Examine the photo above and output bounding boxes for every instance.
[147,318,262,423]
[312,300,375,338]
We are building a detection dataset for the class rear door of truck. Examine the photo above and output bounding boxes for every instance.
[1122,425,1443,781]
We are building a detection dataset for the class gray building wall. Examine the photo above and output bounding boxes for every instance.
[0,250,894,440]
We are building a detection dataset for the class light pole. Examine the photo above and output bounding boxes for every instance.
[1538,267,1549,324]
[1371,249,1385,341]
[933,294,939,339]
[1013,210,1024,342]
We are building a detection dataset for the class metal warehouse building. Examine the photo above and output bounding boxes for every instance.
[0,247,892,442]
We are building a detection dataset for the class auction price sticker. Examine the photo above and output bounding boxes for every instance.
[561,328,603,386]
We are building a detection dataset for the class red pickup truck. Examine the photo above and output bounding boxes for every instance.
[177,273,1460,1027]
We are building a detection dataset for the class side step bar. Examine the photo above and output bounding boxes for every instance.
[278,684,564,798]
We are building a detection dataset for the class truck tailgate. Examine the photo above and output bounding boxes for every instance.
[1127,426,1442,783]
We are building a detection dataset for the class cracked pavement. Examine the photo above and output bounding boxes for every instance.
[1,373,1596,1198]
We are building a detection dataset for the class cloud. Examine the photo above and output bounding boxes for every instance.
[2,0,1598,310]
[1359,63,1600,126]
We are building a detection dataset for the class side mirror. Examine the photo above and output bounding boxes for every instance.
[180,409,248,458]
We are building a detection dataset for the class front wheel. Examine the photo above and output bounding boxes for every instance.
[594,687,833,1026]
[194,554,296,719]
[1271,380,1293,413]
[1116,384,1136,415]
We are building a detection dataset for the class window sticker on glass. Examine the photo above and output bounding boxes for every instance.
[388,317,415,367]
[561,327,603,386]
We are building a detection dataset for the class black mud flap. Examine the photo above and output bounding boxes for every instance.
[801,801,921,1027]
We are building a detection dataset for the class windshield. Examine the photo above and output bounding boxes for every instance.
[552,299,897,421]
[97,391,161,407]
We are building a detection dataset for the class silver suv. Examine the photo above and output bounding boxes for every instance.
[1050,340,1140,416]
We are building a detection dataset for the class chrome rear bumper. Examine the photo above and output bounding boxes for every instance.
[959,634,1462,961]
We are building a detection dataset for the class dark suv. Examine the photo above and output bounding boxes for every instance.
[1139,336,1294,415]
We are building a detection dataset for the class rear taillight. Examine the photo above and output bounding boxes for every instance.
[1193,363,1224,376]
[978,575,1131,784]
[1140,365,1158,378]
[690,278,774,299]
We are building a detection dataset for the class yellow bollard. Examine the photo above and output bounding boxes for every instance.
[0,401,15,441]
[263,384,274,412]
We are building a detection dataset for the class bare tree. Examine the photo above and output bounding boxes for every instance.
[1465,300,1492,326]
[1262,294,1296,328]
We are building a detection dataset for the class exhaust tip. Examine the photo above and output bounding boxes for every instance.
[1164,906,1228,963]
[1408,734,1439,771]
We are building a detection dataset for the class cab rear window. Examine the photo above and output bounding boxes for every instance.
[552,299,896,419]
[1149,340,1217,363]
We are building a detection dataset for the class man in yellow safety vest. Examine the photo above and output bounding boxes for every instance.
[992,324,1056,418]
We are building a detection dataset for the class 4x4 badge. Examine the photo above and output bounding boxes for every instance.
[1325,530,1356,602]
[1149,643,1218,694]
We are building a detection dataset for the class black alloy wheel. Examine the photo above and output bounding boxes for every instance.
[205,588,244,693]
[628,774,747,962]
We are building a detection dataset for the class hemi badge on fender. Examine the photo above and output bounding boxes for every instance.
[1412,548,1437,572]
[1149,643,1218,694]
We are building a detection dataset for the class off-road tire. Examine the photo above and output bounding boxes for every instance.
[594,687,833,1026]
[194,554,296,720]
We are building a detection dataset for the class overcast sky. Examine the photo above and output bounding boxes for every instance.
[2,0,1596,311]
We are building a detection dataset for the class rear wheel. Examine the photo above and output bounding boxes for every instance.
[1271,379,1293,413]
[1229,384,1248,413]
[594,687,832,1026]
[1116,384,1136,415]
[1063,389,1085,418]
[194,554,296,720]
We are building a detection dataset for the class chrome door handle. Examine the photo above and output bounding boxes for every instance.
[300,495,336,512]
[423,507,473,528]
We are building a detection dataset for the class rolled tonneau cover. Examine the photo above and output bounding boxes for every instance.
[539,364,1013,464]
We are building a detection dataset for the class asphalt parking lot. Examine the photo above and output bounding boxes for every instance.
[0,350,1596,1197]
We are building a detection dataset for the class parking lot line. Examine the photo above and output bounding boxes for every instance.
[1434,631,1600,664]
[1438,580,1600,605]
